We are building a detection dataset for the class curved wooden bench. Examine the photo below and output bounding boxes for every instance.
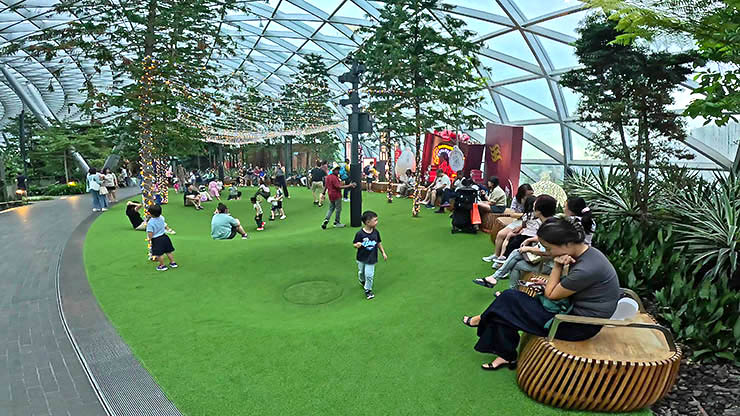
[515,277,681,412]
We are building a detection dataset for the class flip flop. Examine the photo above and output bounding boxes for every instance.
[481,361,517,371]
[473,278,497,288]
[461,316,477,328]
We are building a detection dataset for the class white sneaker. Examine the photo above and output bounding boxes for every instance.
[343,198,350,202]
[482,254,497,262]
[101,208,108,211]
[280,215,286,219]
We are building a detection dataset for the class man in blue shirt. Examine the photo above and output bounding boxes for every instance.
[211,203,248,240]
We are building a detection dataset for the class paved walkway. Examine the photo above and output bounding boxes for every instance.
[0,190,137,416]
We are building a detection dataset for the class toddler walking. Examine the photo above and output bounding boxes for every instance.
[352,211,388,300]
[146,204,178,271]
[251,196,265,231]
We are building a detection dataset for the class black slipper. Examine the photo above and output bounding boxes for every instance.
[481,361,517,371]
[473,278,496,288]
[461,316,477,328]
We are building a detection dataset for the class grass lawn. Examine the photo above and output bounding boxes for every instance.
[84,186,648,415]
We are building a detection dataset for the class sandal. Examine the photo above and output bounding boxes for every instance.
[473,277,497,288]
[481,360,517,371]
[461,316,477,328]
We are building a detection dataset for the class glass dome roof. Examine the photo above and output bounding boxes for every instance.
[0,0,735,175]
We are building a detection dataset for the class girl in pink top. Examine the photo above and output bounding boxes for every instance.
[208,180,222,201]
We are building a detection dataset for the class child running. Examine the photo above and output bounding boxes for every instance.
[352,210,388,300]
[146,204,178,271]
[251,196,265,231]
[269,186,286,220]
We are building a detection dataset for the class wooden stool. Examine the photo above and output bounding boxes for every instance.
[515,276,681,412]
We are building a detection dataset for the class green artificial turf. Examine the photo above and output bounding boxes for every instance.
[84,187,649,416]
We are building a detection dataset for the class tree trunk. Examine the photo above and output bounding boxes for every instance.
[63,151,69,183]
[616,120,639,206]
[640,113,651,219]
[139,0,158,208]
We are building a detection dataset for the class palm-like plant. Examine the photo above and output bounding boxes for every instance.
[667,172,740,282]
[564,167,657,221]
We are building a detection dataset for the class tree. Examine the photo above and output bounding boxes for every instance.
[559,14,701,217]
[6,0,249,205]
[586,0,740,127]
[355,0,485,168]
[284,54,339,163]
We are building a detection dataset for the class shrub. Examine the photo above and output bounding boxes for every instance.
[655,273,740,363]
[593,219,683,295]
[28,182,86,196]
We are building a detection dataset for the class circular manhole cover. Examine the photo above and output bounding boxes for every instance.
[283,281,343,305]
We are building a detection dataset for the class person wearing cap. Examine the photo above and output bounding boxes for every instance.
[322,164,357,229]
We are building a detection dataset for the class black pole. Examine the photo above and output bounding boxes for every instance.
[19,108,27,178]
[218,144,224,181]
[349,82,362,227]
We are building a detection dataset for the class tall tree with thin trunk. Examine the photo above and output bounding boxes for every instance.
[560,14,701,218]
[5,0,249,205]
[355,0,485,169]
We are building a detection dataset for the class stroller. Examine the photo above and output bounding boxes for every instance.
[451,186,478,234]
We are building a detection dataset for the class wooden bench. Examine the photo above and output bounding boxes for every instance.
[371,181,390,192]
[514,274,681,412]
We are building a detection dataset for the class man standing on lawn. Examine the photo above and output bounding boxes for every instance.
[322,164,356,229]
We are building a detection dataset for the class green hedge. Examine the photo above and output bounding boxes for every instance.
[594,217,740,363]
[27,183,86,196]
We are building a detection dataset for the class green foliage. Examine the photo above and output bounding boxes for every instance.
[355,0,485,165]
[27,182,86,196]
[280,54,339,162]
[585,0,740,127]
[655,272,740,362]
[560,14,701,217]
[567,166,740,364]
[666,172,740,282]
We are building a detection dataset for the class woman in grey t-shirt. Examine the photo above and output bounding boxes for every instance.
[461,216,620,371]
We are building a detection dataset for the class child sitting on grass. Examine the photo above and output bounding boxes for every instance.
[251,196,265,231]
[227,184,242,200]
[208,179,222,201]
[146,204,178,271]
[352,210,388,300]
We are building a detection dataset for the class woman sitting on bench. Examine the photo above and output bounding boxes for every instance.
[477,176,507,214]
[461,216,620,371]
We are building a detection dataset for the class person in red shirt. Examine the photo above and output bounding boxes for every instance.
[322,164,357,229]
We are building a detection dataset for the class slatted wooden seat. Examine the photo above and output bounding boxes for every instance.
[515,274,681,412]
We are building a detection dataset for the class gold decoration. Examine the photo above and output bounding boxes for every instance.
[490,144,502,163]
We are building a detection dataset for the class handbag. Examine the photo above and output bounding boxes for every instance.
[523,251,542,264]
[471,203,482,225]
[99,184,108,195]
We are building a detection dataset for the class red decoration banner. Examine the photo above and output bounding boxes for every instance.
[484,122,523,195]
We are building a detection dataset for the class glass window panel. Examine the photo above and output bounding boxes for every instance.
[500,95,547,121]
[478,54,534,82]
[536,9,589,38]
[524,123,563,154]
[521,141,556,160]
[560,86,580,116]
[569,130,598,160]
[516,1,585,21]
[535,36,579,70]
[506,79,555,111]
[442,0,506,16]
[338,1,371,19]
[486,30,537,64]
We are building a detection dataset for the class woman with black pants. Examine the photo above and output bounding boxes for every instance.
[275,162,289,198]
[461,217,621,370]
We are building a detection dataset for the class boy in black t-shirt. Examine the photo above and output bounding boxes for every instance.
[352,210,388,300]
